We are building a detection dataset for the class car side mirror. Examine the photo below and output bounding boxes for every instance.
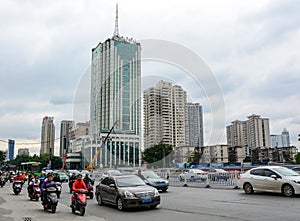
[109,183,116,188]
[271,175,277,180]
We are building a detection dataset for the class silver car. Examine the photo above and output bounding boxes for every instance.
[238,166,300,197]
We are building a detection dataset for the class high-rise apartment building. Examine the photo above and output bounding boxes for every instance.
[90,5,141,167]
[226,114,270,161]
[227,114,270,148]
[270,128,290,148]
[143,80,188,149]
[40,116,55,155]
[187,103,204,148]
[247,114,270,148]
[60,120,74,157]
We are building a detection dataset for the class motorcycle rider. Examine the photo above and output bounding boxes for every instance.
[13,172,23,189]
[53,173,61,183]
[41,174,57,203]
[28,175,40,196]
[27,174,35,196]
[83,173,93,186]
[0,172,6,185]
[71,174,87,205]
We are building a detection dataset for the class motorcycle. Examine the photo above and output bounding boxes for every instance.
[42,187,58,213]
[13,180,22,195]
[70,189,87,216]
[56,182,62,199]
[0,177,6,187]
[29,183,41,201]
[86,182,94,199]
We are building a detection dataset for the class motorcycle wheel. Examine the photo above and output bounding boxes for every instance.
[71,205,75,214]
[80,206,85,216]
[90,193,94,199]
[35,196,39,201]
[57,192,61,199]
[51,205,56,213]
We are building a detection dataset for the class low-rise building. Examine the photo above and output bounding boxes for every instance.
[17,148,29,156]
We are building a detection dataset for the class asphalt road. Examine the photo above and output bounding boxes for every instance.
[1,182,300,221]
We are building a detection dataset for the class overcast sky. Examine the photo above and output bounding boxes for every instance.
[0,0,299,155]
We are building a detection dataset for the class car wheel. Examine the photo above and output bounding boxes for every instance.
[97,194,103,205]
[243,183,253,194]
[117,197,124,211]
[282,184,294,197]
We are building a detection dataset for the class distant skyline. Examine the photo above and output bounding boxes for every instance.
[0,0,300,155]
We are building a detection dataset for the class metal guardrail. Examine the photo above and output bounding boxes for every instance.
[156,170,241,188]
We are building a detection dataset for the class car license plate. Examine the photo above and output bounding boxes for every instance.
[142,198,153,203]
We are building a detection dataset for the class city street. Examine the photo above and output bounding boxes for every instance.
[1,183,300,221]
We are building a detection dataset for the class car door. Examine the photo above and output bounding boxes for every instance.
[99,177,110,201]
[262,169,281,192]
[106,178,118,203]
[249,169,265,190]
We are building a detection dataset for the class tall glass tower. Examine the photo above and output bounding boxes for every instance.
[90,5,141,167]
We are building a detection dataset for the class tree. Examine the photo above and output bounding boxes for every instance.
[185,149,201,164]
[5,153,63,170]
[142,143,173,168]
[295,152,300,164]
[51,156,63,169]
[0,150,6,167]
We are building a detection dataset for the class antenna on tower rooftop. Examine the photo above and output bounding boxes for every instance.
[113,3,119,37]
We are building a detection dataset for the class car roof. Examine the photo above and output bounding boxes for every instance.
[251,166,284,170]
[110,174,138,179]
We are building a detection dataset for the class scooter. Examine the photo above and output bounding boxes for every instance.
[56,182,62,199]
[86,182,94,199]
[29,183,41,201]
[42,187,58,213]
[0,177,6,187]
[70,189,87,216]
[13,180,22,195]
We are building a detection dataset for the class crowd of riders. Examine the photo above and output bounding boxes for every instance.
[0,170,93,215]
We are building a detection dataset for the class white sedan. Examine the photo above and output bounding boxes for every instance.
[179,169,208,181]
[238,166,300,197]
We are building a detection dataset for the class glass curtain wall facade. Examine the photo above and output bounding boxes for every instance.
[90,37,141,168]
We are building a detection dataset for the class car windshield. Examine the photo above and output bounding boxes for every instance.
[272,167,300,176]
[193,169,205,173]
[109,170,122,176]
[142,171,160,179]
[116,176,146,187]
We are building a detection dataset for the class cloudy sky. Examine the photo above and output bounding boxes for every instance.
[0,0,299,155]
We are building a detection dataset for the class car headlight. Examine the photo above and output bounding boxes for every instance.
[292,180,300,184]
[165,180,169,184]
[124,191,136,198]
[154,188,159,196]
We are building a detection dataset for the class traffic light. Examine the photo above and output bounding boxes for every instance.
[298,134,300,141]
